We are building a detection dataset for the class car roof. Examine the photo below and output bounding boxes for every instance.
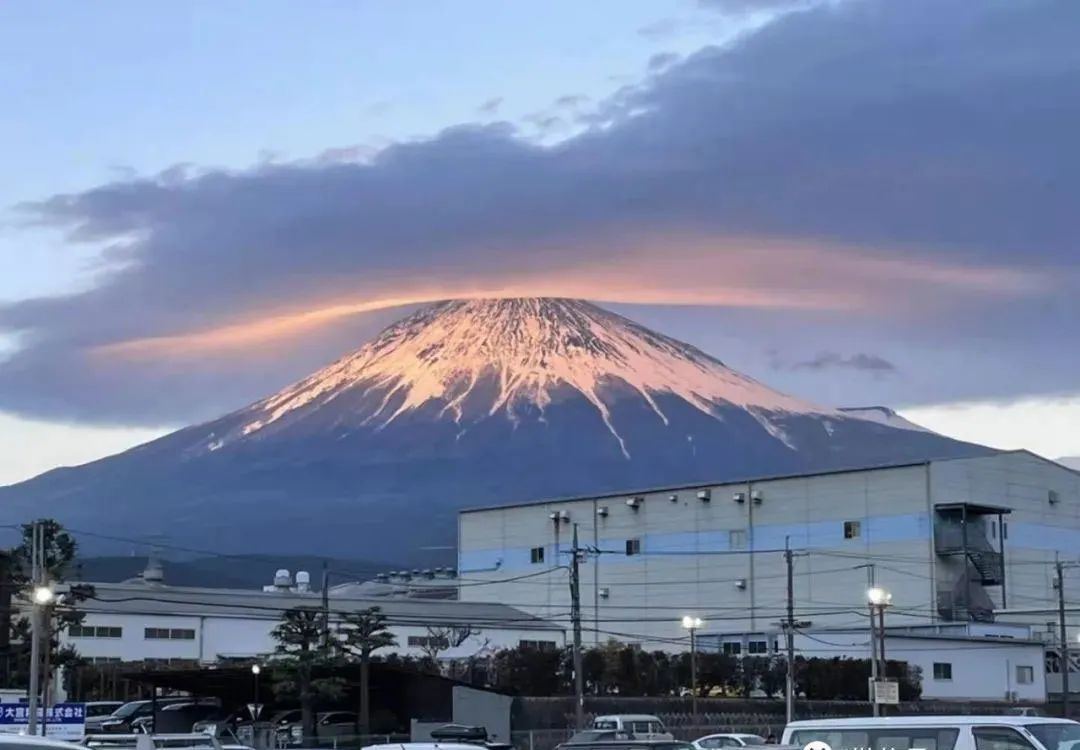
[0,738,82,749]
[595,716,662,722]
[786,717,1076,728]
[363,744,489,750]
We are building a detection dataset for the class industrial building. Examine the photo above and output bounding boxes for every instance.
[457,450,1080,700]
[700,622,1048,702]
[59,566,565,666]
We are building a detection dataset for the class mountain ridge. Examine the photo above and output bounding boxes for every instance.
[0,298,993,561]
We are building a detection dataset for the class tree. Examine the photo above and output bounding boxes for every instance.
[417,624,473,666]
[339,607,397,734]
[5,520,89,692]
[272,607,343,742]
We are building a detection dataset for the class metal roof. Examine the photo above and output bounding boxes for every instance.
[77,581,562,631]
[459,448,1080,515]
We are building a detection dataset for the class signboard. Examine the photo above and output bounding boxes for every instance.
[873,679,900,705]
[0,703,87,740]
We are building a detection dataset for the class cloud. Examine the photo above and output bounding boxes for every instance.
[790,352,898,374]
[476,97,503,116]
[3,0,1080,426]
[554,94,590,109]
[648,52,680,72]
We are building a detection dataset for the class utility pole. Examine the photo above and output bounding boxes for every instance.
[784,538,795,724]
[321,560,330,650]
[27,521,41,736]
[1057,557,1070,718]
[866,565,879,717]
[569,524,584,730]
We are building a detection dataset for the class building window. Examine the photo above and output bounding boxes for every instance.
[625,538,641,556]
[722,642,742,656]
[843,521,861,539]
[90,657,122,665]
[1016,665,1034,684]
[519,640,557,651]
[69,625,122,639]
[729,529,747,550]
[748,640,768,654]
[530,546,545,564]
[933,662,953,680]
[144,628,195,640]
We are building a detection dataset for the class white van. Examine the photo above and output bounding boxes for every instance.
[592,715,673,740]
[782,715,1080,750]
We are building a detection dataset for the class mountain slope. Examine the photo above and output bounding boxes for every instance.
[0,298,991,561]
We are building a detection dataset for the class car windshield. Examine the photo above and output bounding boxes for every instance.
[1025,724,1080,750]
[87,705,120,718]
[111,702,148,719]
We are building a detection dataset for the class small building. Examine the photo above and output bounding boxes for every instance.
[60,570,565,666]
[700,622,1048,702]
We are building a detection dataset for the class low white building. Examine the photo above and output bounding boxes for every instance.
[60,570,565,666]
[701,622,1048,702]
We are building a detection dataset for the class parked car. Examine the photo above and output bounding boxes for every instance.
[559,730,636,748]
[782,715,1080,750]
[85,702,125,719]
[692,735,770,749]
[552,741,693,750]
[95,697,196,733]
[592,716,672,741]
[280,711,358,746]
[196,708,301,742]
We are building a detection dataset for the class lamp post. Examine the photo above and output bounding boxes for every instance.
[867,587,892,716]
[681,616,704,726]
[251,663,262,712]
[27,585,54,736]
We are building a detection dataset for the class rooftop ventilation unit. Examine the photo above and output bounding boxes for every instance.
[668,494,679,502]
[559,510,571,523]
[295,571,311,593]
[751,490,764,505]
[597,506,609,517]
[732,492,746,504]
[697,489,712,502]
[626,496,642,510]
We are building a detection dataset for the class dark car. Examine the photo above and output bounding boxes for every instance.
[130,701,222,734]
[279,711,357,746]
[95,698,196,734]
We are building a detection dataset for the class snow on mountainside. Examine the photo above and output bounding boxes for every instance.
[0,297,994,560]
[839,406,932,433]
[227,298,834,457]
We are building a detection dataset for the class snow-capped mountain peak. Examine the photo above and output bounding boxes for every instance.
[236,298,832,455]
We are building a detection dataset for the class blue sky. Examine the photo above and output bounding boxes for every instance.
[2,0,1079,484]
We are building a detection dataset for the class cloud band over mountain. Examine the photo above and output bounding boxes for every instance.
[2,0,1078,425]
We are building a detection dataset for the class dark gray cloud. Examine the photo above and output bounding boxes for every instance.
[647,52,680,72]
[554,94,590,109]
[3,0,1080,426]
[476,97,503,116]
[790,352,898,374]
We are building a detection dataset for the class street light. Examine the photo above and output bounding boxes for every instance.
[249,663,263,722]
[681,616,704,726]
[866,587,892,716]
[32,586,54,605]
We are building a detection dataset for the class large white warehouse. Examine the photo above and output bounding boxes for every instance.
[457,451,1079,663]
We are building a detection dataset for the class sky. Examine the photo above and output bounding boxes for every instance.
[1,0,1079,485]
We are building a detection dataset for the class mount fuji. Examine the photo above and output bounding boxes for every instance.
[0,298,990,562]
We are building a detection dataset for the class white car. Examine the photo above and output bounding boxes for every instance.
[592,715,672,741]
[782,715,1080,750]
[0,737,81,750]
[693,735,772,750]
